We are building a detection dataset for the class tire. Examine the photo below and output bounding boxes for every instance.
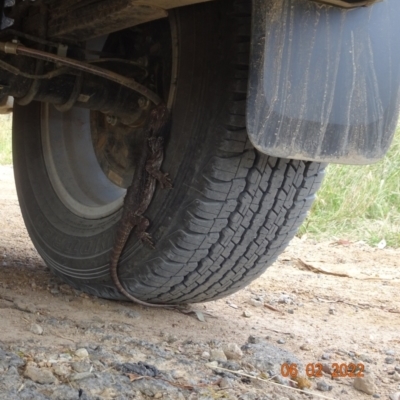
[12,0,325,304]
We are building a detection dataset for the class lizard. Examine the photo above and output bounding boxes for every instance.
[109,102,174,308]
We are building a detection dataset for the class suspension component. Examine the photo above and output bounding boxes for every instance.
[0,40,162,105]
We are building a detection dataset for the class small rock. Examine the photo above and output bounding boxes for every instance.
[59,353,72,362]
[373,395,380,399]
[386,357,395,364]
[386,349,396,356]
[30,324,43,335]
[172,370,185,379]
[201,351,210,360]
[287,309,294,314]
[219,377,232,389]
[321,353,330,360]
[247,335,261,344]
[329,307,336,315]
[52,364,70,377]
[354,374,377,395]
[75,348,89,359]
[278,294,292,304]
[210,349,227,362]
[317,381,332,392]
[392,372,400,382]
[70,372,93,381]
[300,344,311,351]
[242,310,252,318]
[205,361,218,369]
[24,366,57,384]
[167,334,178,344]
[71,361,90,373]
[359,354,373,363]
[222,343,243,360]
[389,393,400,400]
[322,363,332,374]
[154,393,163,399]
[249,298,263,307]
[277,339,285,344]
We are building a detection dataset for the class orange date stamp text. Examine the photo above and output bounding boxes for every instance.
[280,362,364,379]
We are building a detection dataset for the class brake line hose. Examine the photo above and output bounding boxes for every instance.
[0,41,162,105]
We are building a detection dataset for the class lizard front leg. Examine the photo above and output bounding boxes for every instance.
[146,136,173,189]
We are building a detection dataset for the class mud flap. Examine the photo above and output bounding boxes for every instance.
[247,0,400,164]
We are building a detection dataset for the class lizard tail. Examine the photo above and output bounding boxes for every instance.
[110,218,172,308]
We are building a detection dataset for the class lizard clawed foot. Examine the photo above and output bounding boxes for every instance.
[138,232,155,249]
[158,173,173,190]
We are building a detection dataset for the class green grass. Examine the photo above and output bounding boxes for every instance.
[300,128,400,247]
[0,114,12,165]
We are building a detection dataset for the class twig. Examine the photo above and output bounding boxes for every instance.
[49,329,76,343]
[264,328,292,335]
[210,366,335,400]
[297,259,351,278]
[264,303,283,314]
[297,259,393,281]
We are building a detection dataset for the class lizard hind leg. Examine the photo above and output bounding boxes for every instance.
[134,216,155,249]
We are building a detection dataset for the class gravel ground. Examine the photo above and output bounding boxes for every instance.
[1,165,400,400]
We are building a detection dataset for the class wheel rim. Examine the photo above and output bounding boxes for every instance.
[41,105,126,219]
[41,16,178,220]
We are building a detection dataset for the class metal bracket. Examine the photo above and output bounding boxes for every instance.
[311,0,383,8]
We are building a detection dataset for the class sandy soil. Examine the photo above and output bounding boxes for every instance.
[0,164,399,400]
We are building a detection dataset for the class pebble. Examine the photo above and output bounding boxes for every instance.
[396,366,400,373]
[222,343,243,360]
[205,361,218,369]
[167,334,178,344]
[154,393,163,399]
[392,372,400,382]
[75,348,89,359]
[201,351,210,360]
[373,395,380,398]
[386,349,396,356]
[69,372,93,381]
[71,361,91,373]
[277,339,285,344]
[24,366,57,384]
[242,310,252,318]
[249,298,263,307]
[219,377,232,389]
[247,335,262,344]
[52,364,70,377]
[359,354,373,363]
[354,374,377,395]
[172,370,186,379]
[322,363,332,374]
[287,309,294,314]
[317,381,332,392]
[278,294,292,304]
[210,349,227,362]
[30,324,43,335]
[389,393,400,400]
[300,344,311,351]
[321,353,330,360]
[386,357,395,364]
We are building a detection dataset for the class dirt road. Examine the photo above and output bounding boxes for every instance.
[1,165,399,400]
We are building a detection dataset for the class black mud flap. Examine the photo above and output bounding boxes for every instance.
[247,0,400,164]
